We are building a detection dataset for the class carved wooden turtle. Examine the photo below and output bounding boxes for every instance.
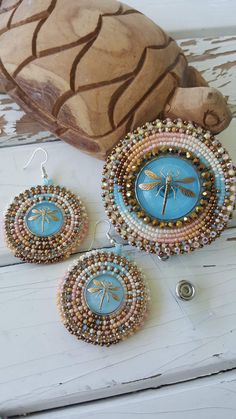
[0,0,232,159]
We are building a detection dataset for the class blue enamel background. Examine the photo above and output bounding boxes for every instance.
[85,274,125,315]
[26,201,64,237]
[135,156,201,221]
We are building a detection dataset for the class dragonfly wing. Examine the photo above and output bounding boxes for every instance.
[110,292,121,301]
[48,214,59,221]
[139,182,161,191]
[156,185,165,196]
[87,287,100,294]
[105,290,110,303]
[144,170,162,180]
[95,289,103,300]
[28,215,40,221]
[109,286,121,291]
[93,280,102,286]
[32,209,41,214]
[174,177,196,184]
[175,184,196,197]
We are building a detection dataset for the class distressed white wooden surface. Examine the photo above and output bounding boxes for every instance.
[179,35,236,117]
[0,230,236,416]
[0,142,236,417]
[0,2,236,417]
[28,370,236,419]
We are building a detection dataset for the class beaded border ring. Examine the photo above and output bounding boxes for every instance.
[58,250,149,346]
[4,184,88,264]
[102,119,235,258]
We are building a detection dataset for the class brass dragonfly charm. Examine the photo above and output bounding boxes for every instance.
[88,279,121,311]
[28,206,59,234]
[139,169,196,216]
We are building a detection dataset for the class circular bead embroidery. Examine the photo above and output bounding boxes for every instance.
[4,184,88,263]
[102,119,235,258]
[58,250,149,346]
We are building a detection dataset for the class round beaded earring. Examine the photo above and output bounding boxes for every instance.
[4,148,88,264]
[58,221,149,346]
[102,119,235,260]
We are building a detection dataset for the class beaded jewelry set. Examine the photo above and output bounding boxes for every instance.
[4,119,236,346]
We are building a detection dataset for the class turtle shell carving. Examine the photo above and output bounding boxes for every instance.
[0,0,232,159]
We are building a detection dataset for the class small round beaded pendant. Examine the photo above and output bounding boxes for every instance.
[4,149,88,264]
[102,119,235,259]
[58,249,149,346]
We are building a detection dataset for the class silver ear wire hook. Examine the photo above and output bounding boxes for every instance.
[105,221,116,246]
[89,219,120,251]
[23,147,49,180]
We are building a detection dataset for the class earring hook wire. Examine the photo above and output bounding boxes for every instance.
[23,147,48,179]
[89,219,119,251]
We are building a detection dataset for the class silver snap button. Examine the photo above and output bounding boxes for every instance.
[176,280,195,301]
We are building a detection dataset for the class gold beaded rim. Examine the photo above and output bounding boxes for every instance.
[58,250,149,346]
[4,184,88,264]
[102,119,235,258]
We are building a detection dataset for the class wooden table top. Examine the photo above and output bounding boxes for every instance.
[0,1,236,417]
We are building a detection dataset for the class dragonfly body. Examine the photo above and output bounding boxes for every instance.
[162,175,172,215]
[27,205,60,235]
[139,169,196,216]
[88,279,121,312]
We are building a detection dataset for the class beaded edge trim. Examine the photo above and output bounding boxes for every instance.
[4,184,88,264]
[102,119,235,258]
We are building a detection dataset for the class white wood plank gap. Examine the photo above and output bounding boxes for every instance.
[26,370,236,419]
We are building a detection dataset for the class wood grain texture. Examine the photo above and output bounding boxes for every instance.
[27,370,236,418]
[0,34,235,150]
[0,0,231,158]
[0,141,235,416]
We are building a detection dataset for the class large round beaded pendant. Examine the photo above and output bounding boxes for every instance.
[4,184,88,264]
[58,250,149,346]
[102,119,235,259]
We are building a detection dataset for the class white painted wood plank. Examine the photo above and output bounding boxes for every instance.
[0,228,236,416]
[126,0,236,37]
[0,94,57,149]
[27,370,236,419]
[179,36,236,116]
[0,130,235,268]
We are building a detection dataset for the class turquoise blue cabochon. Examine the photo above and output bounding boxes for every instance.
[26,200,64,237]
[85,274,125,315]
[135,156,201,221]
